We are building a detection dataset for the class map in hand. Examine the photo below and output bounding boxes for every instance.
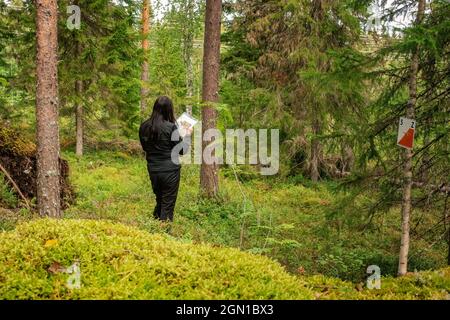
[177,112,198,137]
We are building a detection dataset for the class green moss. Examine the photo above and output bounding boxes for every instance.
[306,269,450,300]
[0,127,35,156]
[0,218,448,300]
[0,218,314,300]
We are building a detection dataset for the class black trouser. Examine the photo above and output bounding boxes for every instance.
[148,168,181,222]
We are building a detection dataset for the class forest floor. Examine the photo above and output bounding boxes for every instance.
[1,150,448,299]
[74,151,449,279]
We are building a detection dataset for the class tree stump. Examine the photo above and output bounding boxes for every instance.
[0,126,74,209]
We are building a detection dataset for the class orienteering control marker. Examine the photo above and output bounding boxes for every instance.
[397,117,416,150]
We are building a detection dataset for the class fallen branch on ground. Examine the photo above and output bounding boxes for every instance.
[0,163,32,210]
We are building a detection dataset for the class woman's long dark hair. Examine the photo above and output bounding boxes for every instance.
[147,96,176,140]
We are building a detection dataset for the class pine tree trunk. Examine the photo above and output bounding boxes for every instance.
[445,194,450,266]
[183,0,195,116]
[75,42,83,157]
[309,0,324,183]
[200,0,221,198]
[35,0,61,218]
[310,116,321,182]
[447,231,450,266]
[311,0,324,20]
[398,0,425,276]
[420,116,431,181]
[140,0,150,117]
[447,209,450,266]
[342,144,354,174]
[186,61,194,116]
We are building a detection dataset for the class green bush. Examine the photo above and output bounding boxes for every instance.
[59,151,447,283]
[0,218,314,300]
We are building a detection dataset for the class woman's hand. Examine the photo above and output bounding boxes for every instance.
[185,127,194,137]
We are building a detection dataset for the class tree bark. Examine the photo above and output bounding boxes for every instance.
[35,0,61,218]
[342,143,355,173]
[75,42,83,157]
[140,0,150,117]
[310,116,321,182]
[447,205,449,266]
[447,227,450,266]
[444,194,450,266]
[309,0,324,183]
[311,0,324,20]
[420,116,432,181]
[200,0,221,198]
[183,0,195,116]
[398,0,425,276]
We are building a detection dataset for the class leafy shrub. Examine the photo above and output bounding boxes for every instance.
[315,248,392,282]
[222,165,260,182]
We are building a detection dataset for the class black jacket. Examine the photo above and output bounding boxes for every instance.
[139,120,187,173]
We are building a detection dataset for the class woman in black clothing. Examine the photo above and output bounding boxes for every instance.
[139,96,191,221]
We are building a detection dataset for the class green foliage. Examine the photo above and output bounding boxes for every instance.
[222,0,371,178]
[144,0,205,119]
[338,0,450,225]
[0,126,35,156]
[0,0,142,135]
[0,218,448,300]
[147,22,187,105]
[222,165,260,182]
[1,0,449,301]
[307,268,450,300]
[0,218,314,299]
[56,151,447,282]
[0,174,17,208]
[58,0,142,137]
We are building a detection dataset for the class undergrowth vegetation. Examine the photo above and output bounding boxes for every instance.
[1,151,446,285]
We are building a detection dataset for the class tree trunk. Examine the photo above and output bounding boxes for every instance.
[183,0,195,116]
[420,116,431,181]
[75,42,83,157]
[309,0,324,183]
[445,194,450,266]
[447,227,450,266]
[447,206,450,266]
[398,0,425,277]
[310,116,321,182]
[35,0,61,218]
[140,0,150,117]
[200,0,221,198]
[311,0,324,20]
[342,143,355,173]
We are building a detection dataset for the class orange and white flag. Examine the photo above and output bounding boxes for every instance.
[397,117,416,150]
